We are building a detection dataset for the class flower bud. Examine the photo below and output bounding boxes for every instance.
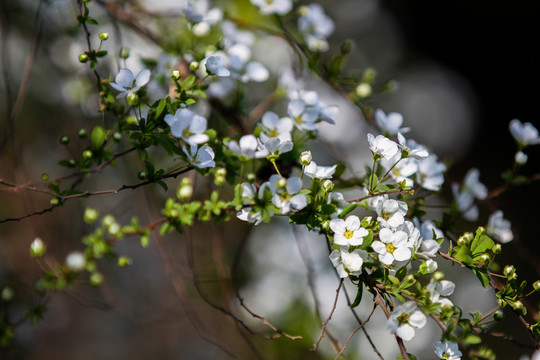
[433,271,445,281]
[246,173,256,182]
[127,92,139,106]
[82,150,93,159]
[119,47,130,59]
[177,178,193,200]
[355,83,372,98]
[30,237,46,258]
[102,215,116,228]
[515,151,528,165]
[1,287,14,302]
[533,280,540,292]
[98,32,109,41]
[422,259,438,274]
[362,67,377,83]
[503,265,515,278]
[276,177,287,189]
[78,129,88,138]
[300,151,312,166]
[513,300,524,310]
[60,136,70,145]
[84,208,99,224]
[405,274,415,283]
[479,254,491,263]
[492,243,502,254]
[320,220,330,232]
[118,256,132,267]
[108,223,120,236]
[189,61,199,71]
[90,272,104,286]
[322,179,334,193]
[41,173,49,181]
[66,251,86,271]
[78,53,89,63]
[457,232,473,246]
[113,132,122,142]
[493,309,504,321]
[170,70,181,81]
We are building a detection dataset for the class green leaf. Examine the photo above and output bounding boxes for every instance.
[155,98,167,118]
[155,180,168,192]
[463,334,482,345]
[85,17,98,25]
[338,203,358,218]
[351,285,363,308]
[471,230,495,256]
[374,184,398,192]
[473,268,490,288]
[91,126,107,150]
[182,75,196,90]
[454,245,474,266]
[96,50,108,57]
[319,204,337,215]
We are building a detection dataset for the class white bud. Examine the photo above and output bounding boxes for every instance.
[355,83,372,98]
[30,237,46,258]
[276,177,287,189]
[66,252,86,271]
[300,151,312,166]
[515,151,528,165]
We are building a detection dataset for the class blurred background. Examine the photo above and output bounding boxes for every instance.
[1,0,539,359]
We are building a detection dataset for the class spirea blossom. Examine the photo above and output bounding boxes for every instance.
[227,134,268,160]
[205,56,230,77]
[367,133,399,160]
[434,341,462,360]
[110,68,151,99]
[298,4,335,52]
[330,215,368,246]
[250,0,292,15]
[387,301,426,341]
[375,109,410,136]
[182,144,215,169]
[303,161,337,180]
[487,210,513,243]
[509,119,540,146]
[329,246,367,278]
[372,228,412,265]
[165,109,209,146]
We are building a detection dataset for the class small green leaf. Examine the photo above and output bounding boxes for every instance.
[338,203,358,218]
[182,75,196,89]
[473,268,490,288]
[351,285,363,308]
[471,230,495,256]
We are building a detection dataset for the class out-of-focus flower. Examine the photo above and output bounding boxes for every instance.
[250,0,292,15]
[375,109,410,136]
[205,56,230,76]
[110,68,151,99]
[509,119,540,146]
[298,4,335,52]
[487,210,513,243]
[182,144,215,169]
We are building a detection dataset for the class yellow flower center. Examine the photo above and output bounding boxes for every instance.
[344,230,354,239]
[397,313,410,324]
[182,128,191,139]
[443,354,450,360]
[294,116,303,125]
[386,243,396,254]
[268,129,278,137]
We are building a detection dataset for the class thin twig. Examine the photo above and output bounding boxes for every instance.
[312,279,343,350]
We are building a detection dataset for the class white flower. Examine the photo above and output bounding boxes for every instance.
[227,134,268,160]
[367,133,399,160]
[288,98,319,131]
[427,279,455,307]
[509,119,540,146]
[165,109,209,146]
[376,199,408,229]
[515,151,528,165]
[268,175,308,214]
[262,137,293,156]
[110,68,151,99]
[452,168,487,221]
[375,109,410,136]
[397,133,429,159]
[182,144,215,169]
[304,161,337,180]
[298,4,335,52]
[258,111,293,142]
[372,228,412,265]
[387,301,426,341]
[434,341,462,360]
[330,215,368,246]
[487,210,513,243]
[205,56,230,77]
[329,246,367,278]
[416,155,446,191]
[66,251,86,271]
[250,0,292,15]
[236,182,271,225]
[227,43,269,83]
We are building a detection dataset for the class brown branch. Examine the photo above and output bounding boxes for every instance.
[312,279,343,351]
[334,304,378,360]
[155,236,236,358]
